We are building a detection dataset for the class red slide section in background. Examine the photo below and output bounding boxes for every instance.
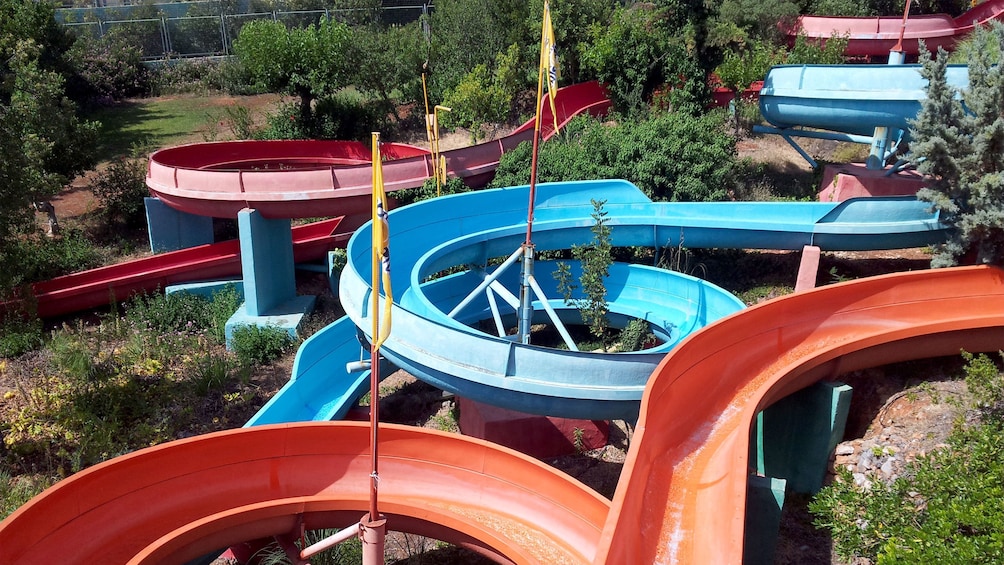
[146,82,611,219]
[18,216,349,319]
[792,0,1004,57]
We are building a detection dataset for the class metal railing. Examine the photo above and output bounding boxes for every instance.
[59,4,431,60]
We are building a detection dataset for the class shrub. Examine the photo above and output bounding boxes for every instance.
[230,324,294,366]
[88,146,150,229]
[0,318,43,358]
[810,352,1004,563]
[126,290,211,335]
[66,34,150,104]
[619,318,656,352]
[9,228,101,285]
[491,112,736,202]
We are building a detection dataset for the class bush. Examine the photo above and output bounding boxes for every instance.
[88,146,150,229]
[0,318,43,358]
[67,34,150,104]
[126,290,210,335]
[491,112,737,202]
[230,324,294,366]
[810,353,1004,563]
[8,228,102,286]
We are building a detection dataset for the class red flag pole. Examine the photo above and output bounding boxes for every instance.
[363,133,386,565]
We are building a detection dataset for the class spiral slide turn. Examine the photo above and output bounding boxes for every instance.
[4,266,1002,564]
[791,0,1004,57]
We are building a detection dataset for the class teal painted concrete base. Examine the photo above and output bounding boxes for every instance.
[755,381,854,494]
[225,295,316,350]
[144,197,214,253]
[744,475,787,565]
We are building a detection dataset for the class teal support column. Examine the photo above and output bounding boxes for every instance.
[225,208,315,349]
[755,381,853,494]
[744,475,787,565]
[237,208,296,317]
[144,197,214,253]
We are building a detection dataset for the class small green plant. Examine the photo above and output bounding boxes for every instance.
[191,351,236,396]
[962,350,1004,419]
[555,199,613,351]
[0,317,43,358]
[572,427,586,453]
[619,318,656,352]
[230,324,294,366]
[428,402,460,433]
[253,528,363,565]
[1,471,49,519]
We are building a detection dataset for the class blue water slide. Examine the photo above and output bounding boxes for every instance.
[330,179,946,420]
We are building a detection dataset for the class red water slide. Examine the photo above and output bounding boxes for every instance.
[596,265,1004,563]
[792,0,1004,57]
[146,81,611,219]
[3,266,1002,563]
[18,82,610,319]
[17,217,349,319]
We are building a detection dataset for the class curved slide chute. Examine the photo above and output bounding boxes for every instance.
[0,422,609,565]
[336,180,945,420]
[4,267,1003,564]
[15,217,345,319]
[145,82,611,220]
[596,265,1004,564]
[255,180,945,425]
[759,63,969,139]
[790,0,1004,57]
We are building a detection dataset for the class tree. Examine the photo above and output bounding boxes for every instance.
[232,18,352,128]
[910,24,1004,267]
[555,199,613,351]
[579,4,710,115]
[491,112,737,202]
[1,0,98,290]
[348,23,426,123]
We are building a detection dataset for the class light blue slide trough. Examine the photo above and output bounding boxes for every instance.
[249,179,947,424]
[756,64,970,166]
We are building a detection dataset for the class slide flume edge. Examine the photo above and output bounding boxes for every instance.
[597,265,1004,564]
[0,422,609,565]
[3,266,1002,564]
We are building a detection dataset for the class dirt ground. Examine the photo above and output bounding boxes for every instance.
[36,103,956,563]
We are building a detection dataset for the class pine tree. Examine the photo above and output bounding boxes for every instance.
[911,24,1004,267]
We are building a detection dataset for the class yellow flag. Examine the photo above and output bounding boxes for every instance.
[541,0,560,132]
[371,133,392,349]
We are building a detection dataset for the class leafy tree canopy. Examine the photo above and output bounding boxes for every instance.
[0,0,99,292]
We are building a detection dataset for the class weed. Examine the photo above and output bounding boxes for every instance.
[962,350,1004,419]
[573,427,586,453]
[253,528,363,565]
[618,318,657,352]
[0,471,49,519]
[230,324,294,367]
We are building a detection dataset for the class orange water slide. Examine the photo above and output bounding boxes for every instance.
[0,422,609,565]
[596,265,1004,563]
[4,267,1003,564]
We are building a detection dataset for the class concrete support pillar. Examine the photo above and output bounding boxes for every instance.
[755,381,854,494]
[744,475,787,565]
[237,208,296,317]
[144,197,214,253]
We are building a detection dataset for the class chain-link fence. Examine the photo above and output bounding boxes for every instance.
[59,3,431,60]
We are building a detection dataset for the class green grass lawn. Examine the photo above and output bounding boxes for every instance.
[87,96,237,161]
